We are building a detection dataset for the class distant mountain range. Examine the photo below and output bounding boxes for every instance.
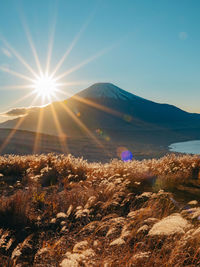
[1,83,200,161]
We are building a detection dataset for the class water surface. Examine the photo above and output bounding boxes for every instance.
[169,140,200,155]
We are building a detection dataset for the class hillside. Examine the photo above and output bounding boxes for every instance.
[1,153,200,266]
[0,129,169,162]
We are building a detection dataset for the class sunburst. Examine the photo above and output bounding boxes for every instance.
[33,73,58,99]
[0,12,115,155]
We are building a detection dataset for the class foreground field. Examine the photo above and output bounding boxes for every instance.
[0,153,200,266]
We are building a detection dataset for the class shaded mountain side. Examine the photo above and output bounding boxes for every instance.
[75,83,200,128]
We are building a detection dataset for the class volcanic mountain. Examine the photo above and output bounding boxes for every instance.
[1,83,200,160]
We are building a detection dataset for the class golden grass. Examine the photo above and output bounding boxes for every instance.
[0,153,200,265]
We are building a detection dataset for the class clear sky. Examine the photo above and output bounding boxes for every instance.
[0,0,200,122]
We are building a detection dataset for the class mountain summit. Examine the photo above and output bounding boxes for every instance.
[76,83,144,101]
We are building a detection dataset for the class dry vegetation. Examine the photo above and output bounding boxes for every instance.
[0,153,200,266]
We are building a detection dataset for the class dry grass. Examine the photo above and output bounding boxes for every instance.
[0,153,200,266]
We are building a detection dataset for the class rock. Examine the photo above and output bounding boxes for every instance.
[148,214,191,236]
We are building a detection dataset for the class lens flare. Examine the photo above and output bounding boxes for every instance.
[95,128,110,141]
[121,150,133,161]
[117,146,133,161]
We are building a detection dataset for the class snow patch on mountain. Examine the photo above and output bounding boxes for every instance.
[76,83,144,101]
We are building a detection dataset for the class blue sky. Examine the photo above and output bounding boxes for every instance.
[0,0,200,121]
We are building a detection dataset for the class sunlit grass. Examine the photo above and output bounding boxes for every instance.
[0,153,200,265]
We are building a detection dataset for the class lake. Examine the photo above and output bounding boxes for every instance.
[169,140,200,155]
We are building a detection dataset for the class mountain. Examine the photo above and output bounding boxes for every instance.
[1,83,200,160]
[76,83,200,128]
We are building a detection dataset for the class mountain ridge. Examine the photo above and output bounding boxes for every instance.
[1,82,200,161]
[75,82,146,101]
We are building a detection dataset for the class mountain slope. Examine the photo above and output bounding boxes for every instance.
[76,83,200,127]
[1,83,200,152]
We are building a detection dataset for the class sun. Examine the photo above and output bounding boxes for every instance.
[33,73,58,99]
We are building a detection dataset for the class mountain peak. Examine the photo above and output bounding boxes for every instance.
[75,82,142,101]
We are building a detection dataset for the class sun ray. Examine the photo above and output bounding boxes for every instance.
[20,16,43,75]
[57,99,112,157]
[51,11,95,78]
[2,91,36,116]
[57,89,123,118]
[0,66,35,83]
[49,102,69,154]
[12,91,35,105]
[45,7,57,74]
[51,28,85,77]
[56,80,95,87]
[0,116,27,154]
[0,94,39,154]
[33,107,44,154]
[0,84,35,91]
[0,36,38,78]
[54,46,113,82]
